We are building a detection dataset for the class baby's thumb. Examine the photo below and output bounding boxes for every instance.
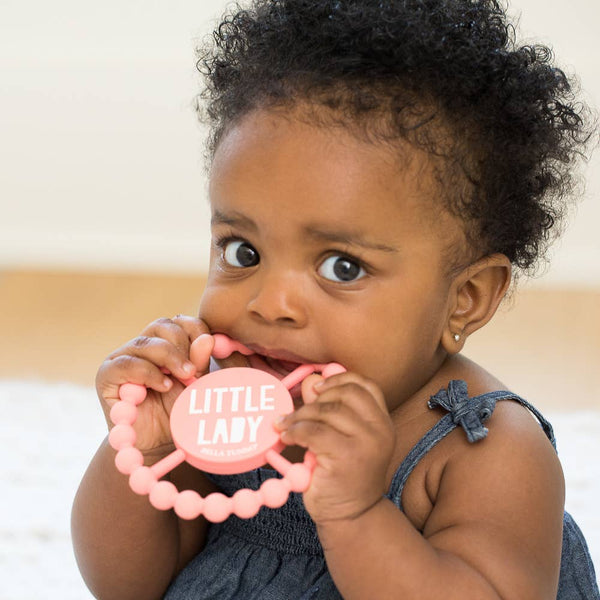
[189,333,215,376]
[301,374,324,405]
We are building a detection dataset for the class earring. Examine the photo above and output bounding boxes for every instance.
[453,333,461,342]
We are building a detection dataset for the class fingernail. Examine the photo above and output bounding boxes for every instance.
[163,377,173,389]
[314,379,325,389]
[274,415,286,429]
[192,333,213,347]
[182,362,195,374]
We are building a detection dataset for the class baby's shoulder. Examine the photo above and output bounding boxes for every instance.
[434,354,560,483]
[399,355,563,530]
[445,395,560,479]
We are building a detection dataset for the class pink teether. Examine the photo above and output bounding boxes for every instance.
[109,334,345,522]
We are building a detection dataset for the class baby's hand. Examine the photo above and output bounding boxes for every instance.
[96,316,213,456]
[276,372,395,524]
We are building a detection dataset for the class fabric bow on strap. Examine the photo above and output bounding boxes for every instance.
[428,380,496,443]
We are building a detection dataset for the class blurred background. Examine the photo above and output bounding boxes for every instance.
[1,0,598,597]
[0,0,598,406]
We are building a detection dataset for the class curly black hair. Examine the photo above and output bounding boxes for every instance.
[196,0,593,275]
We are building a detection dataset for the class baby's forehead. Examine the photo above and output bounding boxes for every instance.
[209,108,471,266]
[216,105,443,177]
[212,107,436,197]
[213,106,457,215]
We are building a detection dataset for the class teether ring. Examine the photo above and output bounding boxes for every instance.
[109,334,345,522]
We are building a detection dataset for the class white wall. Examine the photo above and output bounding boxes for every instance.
[1,0,598,284]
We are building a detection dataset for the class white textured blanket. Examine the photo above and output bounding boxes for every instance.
[2,381,598,598]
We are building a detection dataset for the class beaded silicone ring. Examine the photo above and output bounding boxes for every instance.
[108,334,345,523]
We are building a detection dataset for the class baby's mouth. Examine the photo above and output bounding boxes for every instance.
[245,349,311,403]
[247,353,304,380]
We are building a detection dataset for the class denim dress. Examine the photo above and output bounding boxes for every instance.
[165,380,599,599]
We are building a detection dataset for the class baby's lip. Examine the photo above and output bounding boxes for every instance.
[244,344,313,368]
[242,344,324,403]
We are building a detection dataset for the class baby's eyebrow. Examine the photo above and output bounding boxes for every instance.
[212,210,397,253]
[211,210,257,231]
[304,226,398,253]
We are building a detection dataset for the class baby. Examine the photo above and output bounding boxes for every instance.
[72,1,598,598]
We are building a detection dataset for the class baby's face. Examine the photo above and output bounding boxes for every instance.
[199,109,465,411]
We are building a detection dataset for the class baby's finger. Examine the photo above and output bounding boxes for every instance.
[140,317,197,357]
[278,390,372,438]
[97,354,174,402]
[313,372,388,416]
[301,374,323,404]
[189,333,215,374]
[108,336,196,382]
[146,316,213,375]
[279,417,351,457]
[170,315,212,346]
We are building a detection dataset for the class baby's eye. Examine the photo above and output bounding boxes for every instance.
[222,240,260,268]
[318,255,366,282]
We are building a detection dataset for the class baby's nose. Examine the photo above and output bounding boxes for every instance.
[246,271,308,327]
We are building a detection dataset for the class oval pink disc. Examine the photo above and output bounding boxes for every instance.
[170,367,293,474]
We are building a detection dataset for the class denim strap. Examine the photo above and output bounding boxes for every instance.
[387,380,556,509]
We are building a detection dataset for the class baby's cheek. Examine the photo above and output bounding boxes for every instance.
[198,284,229,323]
[198,293,230,333]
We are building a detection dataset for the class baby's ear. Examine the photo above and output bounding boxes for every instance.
[442,253,511,353]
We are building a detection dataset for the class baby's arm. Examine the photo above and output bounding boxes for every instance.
[71,317,217,600]
[278,375,564,599]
